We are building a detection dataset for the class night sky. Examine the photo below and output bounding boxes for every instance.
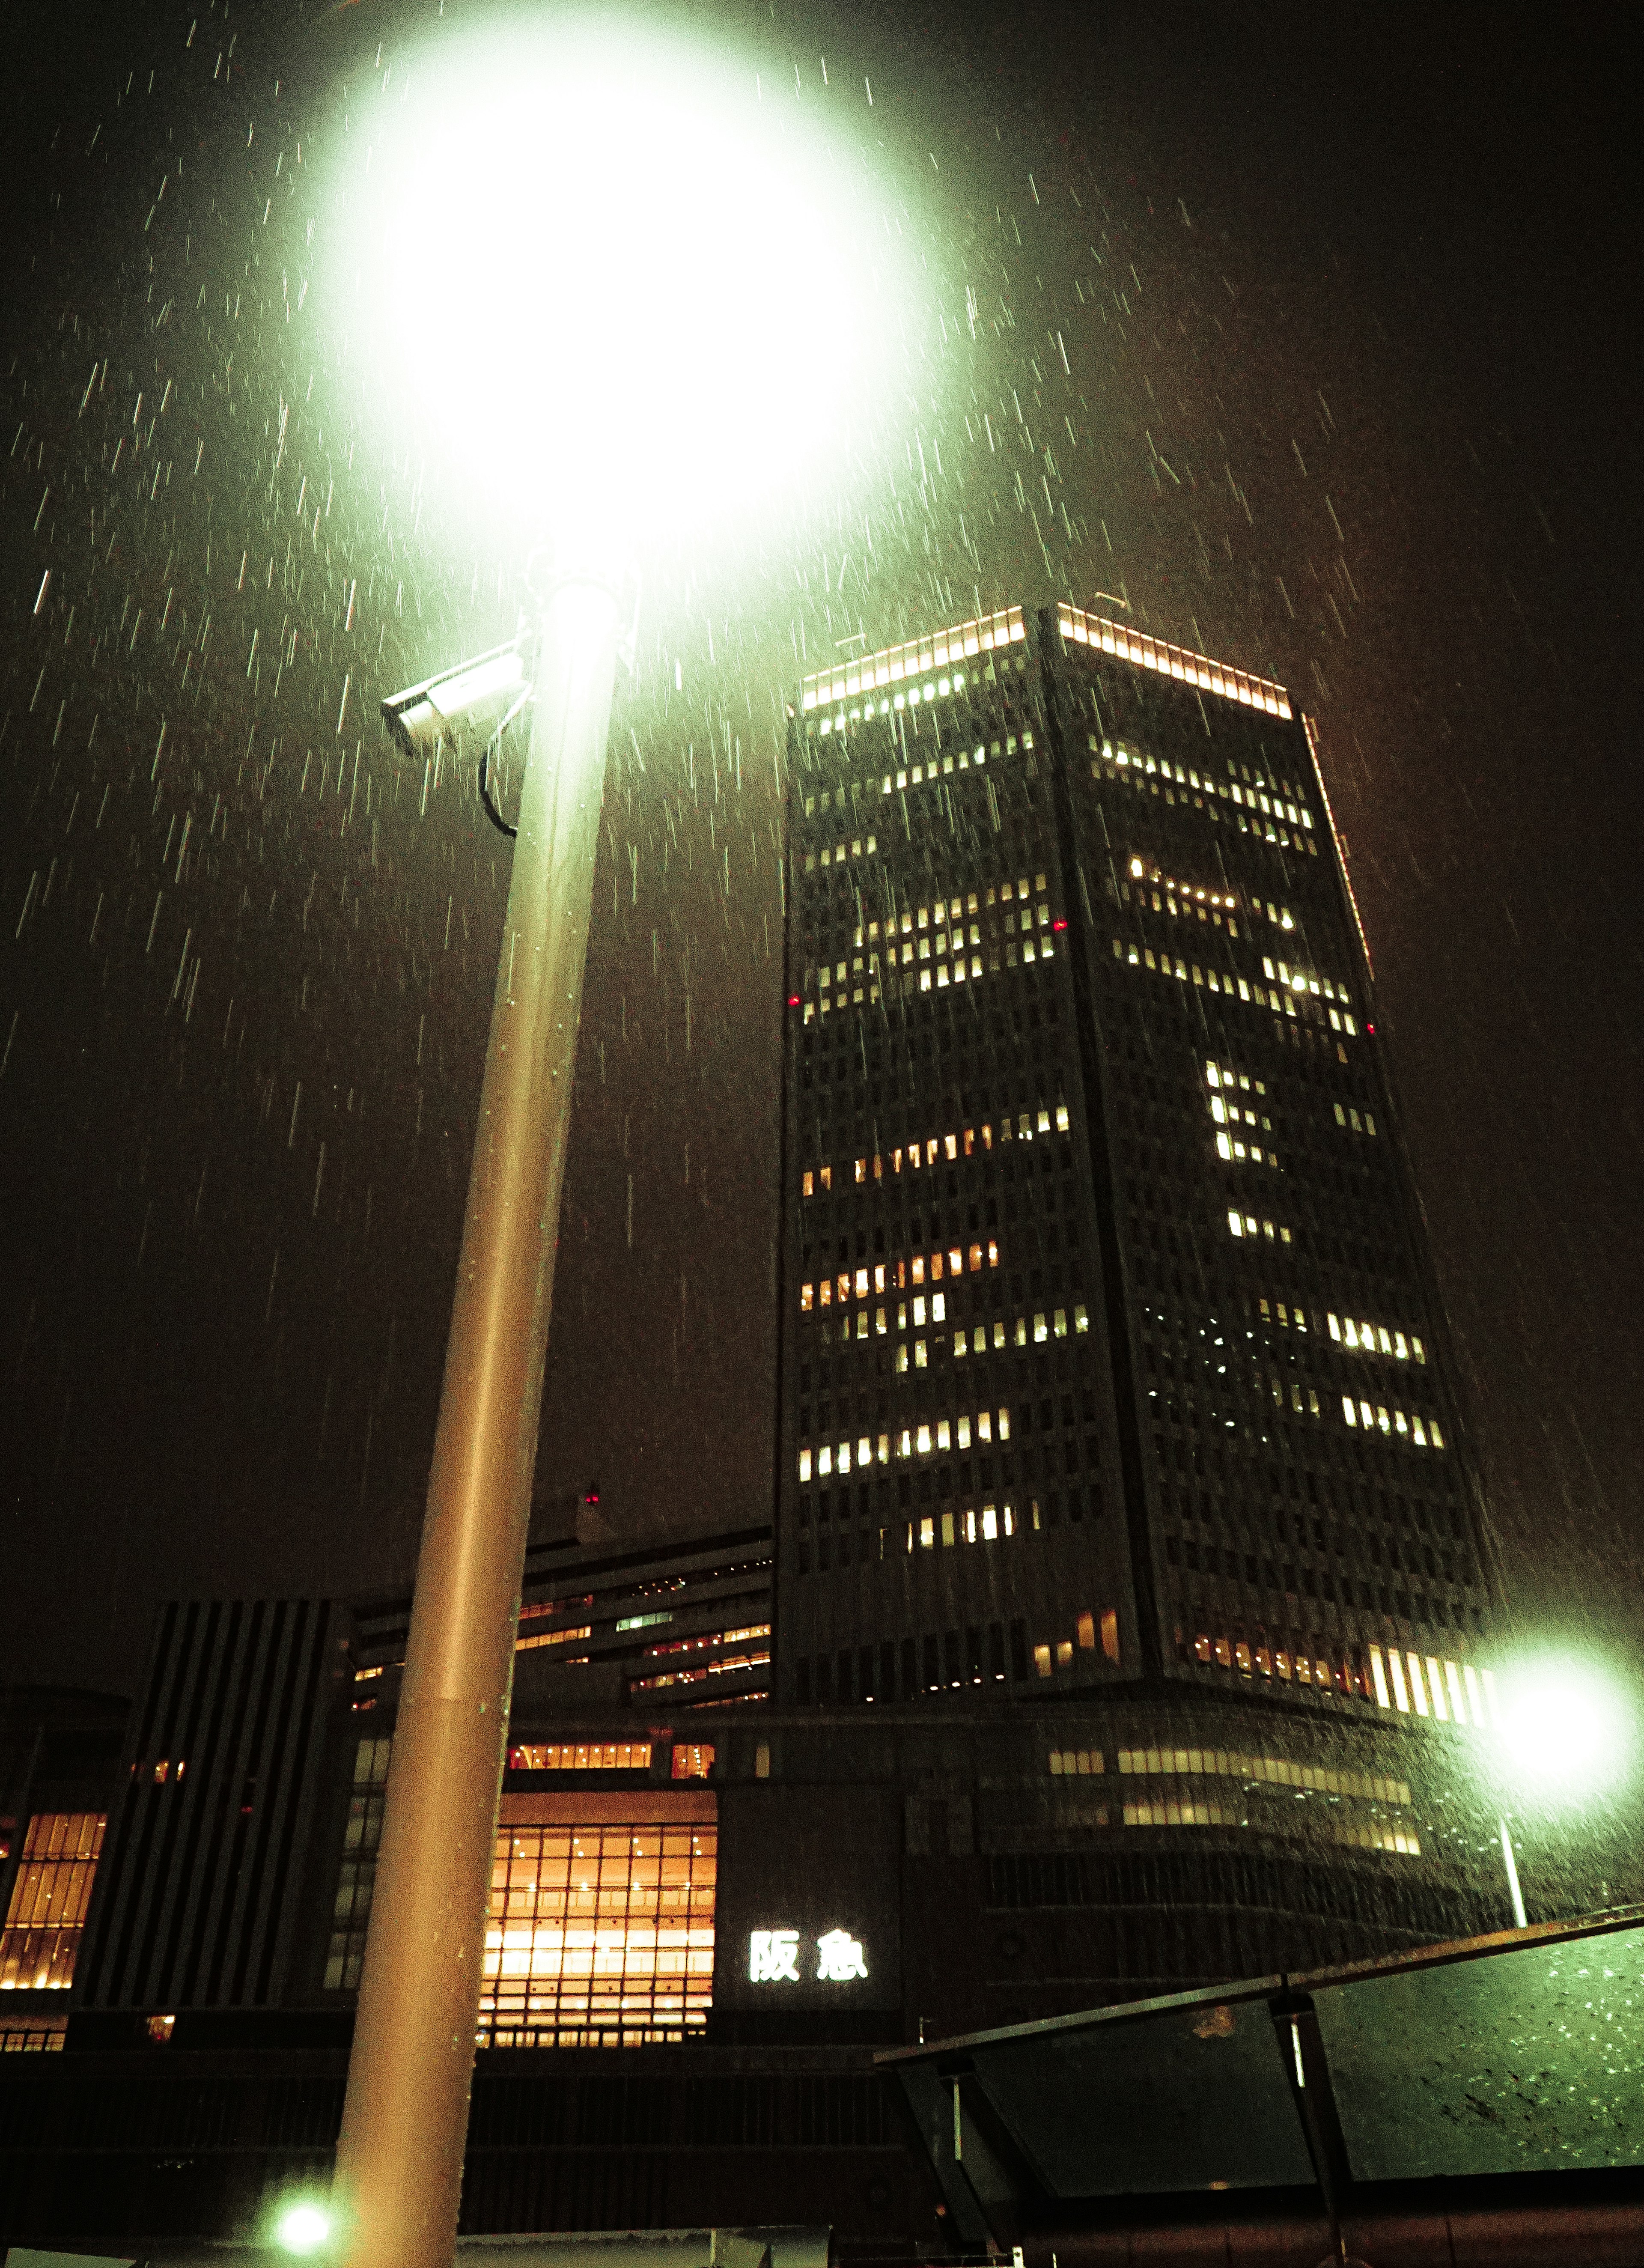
[2,0,1638,1774]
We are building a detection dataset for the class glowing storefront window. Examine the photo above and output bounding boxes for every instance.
[480,1814,716,2048]
[0,1814,106,1991]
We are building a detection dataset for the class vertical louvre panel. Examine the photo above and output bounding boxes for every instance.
[80,1598,335,2009]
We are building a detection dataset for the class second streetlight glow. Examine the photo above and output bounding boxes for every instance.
[330,12,903,552]
[1495,1653,1634,1800]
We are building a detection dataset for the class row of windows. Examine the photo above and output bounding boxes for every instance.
[1167,1540,1478,1636]
[642,1621,768,1662]
[1057,600,1293,720]
[810,871,1049,958]
[799,1241,1000,1309]
[904,1485,1101,1550]
[1168,1500,1471,1591]
[1333,1101,1378,1137]
[804,924,1056,1018]
[800,872,1053,1014]
[1127,865,1310,957]
[1227,1210,1295,1247]
[801,1101,1069,1197]
[1048,1744,1413,1808]
[815,1307,1090,1367]
[1127,857,1244,919]
[507,1744,653,1773]
[800,983,1067,1124]
[793,1617,1033,1702]
[799,1478,1101,1560]
[874,731,1031,787]
[800,602,1025,711]
[797,1406,1013,1479]
[1259,1296,1427,1365]
[1119,1799,1418,1856]
[1094,750,1319,861]
[516,1622,592,1654]
[1,2016,68,2052]
[1112,936,1360,1035]
[1342,1398,1444,1449]
[1183,1626,1377,1699]
[630,1648,771,1695]
[802,832,876,872]
[1156,1353,1445,1464]
[1093,739,1315,839]
[1178,1620,1492,1728]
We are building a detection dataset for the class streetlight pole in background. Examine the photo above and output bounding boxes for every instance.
[1498,1816,1528,1929]
[330,558,622,2268]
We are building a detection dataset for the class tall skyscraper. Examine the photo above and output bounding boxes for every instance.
[777,600,1499,1752]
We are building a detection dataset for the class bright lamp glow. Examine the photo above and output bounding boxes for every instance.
[1495,1653,1632,1800]
[274,2200,332,2256]
[329,14,905,551]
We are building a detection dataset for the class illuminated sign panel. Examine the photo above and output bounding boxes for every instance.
[749,1927,869,1983]
[715,1783,898,2009]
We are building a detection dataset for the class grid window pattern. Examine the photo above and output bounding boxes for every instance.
[480,1821,715,2047]
[323,1738,391,1992]
[0,1814,105,1990]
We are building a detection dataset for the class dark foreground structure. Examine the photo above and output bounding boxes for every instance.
[2,1910,1641,2265]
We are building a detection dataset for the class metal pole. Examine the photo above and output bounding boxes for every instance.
[1499,1814,1528,1929]
[332,564,622,2268]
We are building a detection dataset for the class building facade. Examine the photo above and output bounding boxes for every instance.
[776,600,1504,1953]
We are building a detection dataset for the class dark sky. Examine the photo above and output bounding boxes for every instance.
[2,0,1638,1741]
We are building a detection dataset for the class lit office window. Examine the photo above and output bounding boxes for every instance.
[0,2014,68,2053]
[508,1744,653,1772]
[0,1814,106,1990]
[479,1820,716,2047]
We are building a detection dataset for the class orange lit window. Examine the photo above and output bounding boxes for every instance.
[479,1818,716,2047]
[514,1624,593,1656]
[0,1814,106,1990]
[508,1744,652,1773]
[670,1744,715,1782]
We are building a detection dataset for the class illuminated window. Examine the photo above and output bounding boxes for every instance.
[0,1814,106,1990]
[0,2014,68,2053]
[509,1744,653,1772]
[671,1745,715,1782]
[479,1815,716,2047]
[515,1624,594,1655]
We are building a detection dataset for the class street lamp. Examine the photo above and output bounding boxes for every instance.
[319,22,903,2268]
[1486,1651,1633,1929]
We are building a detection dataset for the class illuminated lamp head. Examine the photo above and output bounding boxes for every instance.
[274,2199,332,2256]
[326,13,902,561]
[1493,1651,1634,1805]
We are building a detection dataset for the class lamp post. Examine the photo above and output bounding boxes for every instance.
[330,560,620,2268]
[311,24,900,2267]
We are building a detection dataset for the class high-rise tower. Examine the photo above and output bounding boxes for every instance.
[777,601,1500,1752]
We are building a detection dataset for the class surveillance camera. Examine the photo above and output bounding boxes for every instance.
[380,641,530,765]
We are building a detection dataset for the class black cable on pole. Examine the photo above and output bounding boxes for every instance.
[478,742,518,839]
